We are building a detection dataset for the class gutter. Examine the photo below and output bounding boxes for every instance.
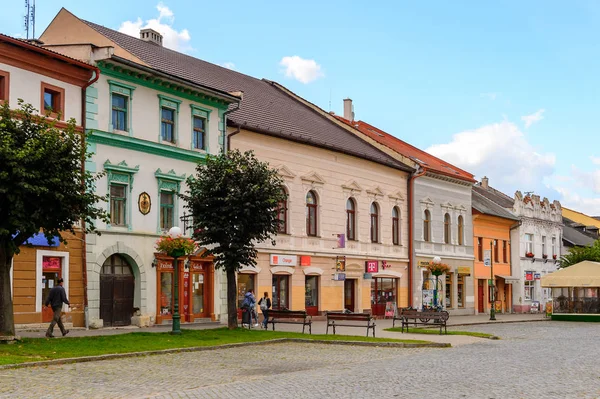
[508,220,522,279]
[81,67,100,330]
[222,103,241,153]
[408,165,427,307]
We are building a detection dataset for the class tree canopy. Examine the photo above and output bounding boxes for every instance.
[183,149,286,328]
[559,240,600,268]
[0,101,108,337]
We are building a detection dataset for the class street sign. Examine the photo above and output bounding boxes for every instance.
[484,250,491,266]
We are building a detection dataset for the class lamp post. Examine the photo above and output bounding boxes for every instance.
[168,226,183,335]
[490,240,496,321]
[432,256,442,309]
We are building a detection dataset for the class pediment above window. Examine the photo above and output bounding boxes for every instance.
[274,164,296,180]
[388,191,405,201]
[366,186,385,197]
[301,171,326,185]
[420,197,435,206]
[342,180,363,193]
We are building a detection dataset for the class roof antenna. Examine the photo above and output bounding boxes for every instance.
[24,0,36,40]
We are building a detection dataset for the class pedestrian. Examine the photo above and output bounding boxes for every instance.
[242,289,259,327]
[45,278,70,338]
[258,292,271,329]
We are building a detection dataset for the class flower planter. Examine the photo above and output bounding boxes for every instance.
[169,248,186,258]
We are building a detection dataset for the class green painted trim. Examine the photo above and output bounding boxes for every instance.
[155,169,185,234]
[88,130,207,164]
[551,314,600,322]
[158,95,181,144]
[190,104,209,151]
[218,109,225,153]
[104,160,139,231]
[97,62,231,111]
[108,80,135,136]
[190,104,212,118]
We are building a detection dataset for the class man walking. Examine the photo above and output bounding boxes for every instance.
[45,278,70,338]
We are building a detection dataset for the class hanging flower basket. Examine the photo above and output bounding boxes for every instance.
[155,235,197,258]
[552,254,557,260]
[425,261,451,276]
[542,254,548,259]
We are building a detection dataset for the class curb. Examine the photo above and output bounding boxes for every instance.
[0,338,450,370]
[447,319,550,327]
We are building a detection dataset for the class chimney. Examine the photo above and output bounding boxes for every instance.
[343,98,354,121]
[140,28,163,46]
[481,176,489,189]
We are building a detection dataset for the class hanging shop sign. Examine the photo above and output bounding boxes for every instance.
[484,250,491,266]
[365,260,379,273]
[336,256,346,272]
[138,192,151,215]
[417,260,430,267]
[333,272,346,281]
[525,271,534,281]
[534,273,541,280]
[300,256,312,266]
[270,254,298,266]
[457,266,471,275]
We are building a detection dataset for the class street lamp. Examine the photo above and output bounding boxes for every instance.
[168,226,183,335]
[432,256,442,308]
[490,240,496,321]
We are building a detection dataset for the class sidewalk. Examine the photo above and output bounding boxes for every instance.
[16,312,548,346]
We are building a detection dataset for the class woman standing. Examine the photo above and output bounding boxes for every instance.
[258,292,271,329]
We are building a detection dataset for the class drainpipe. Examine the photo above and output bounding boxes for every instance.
[81,67,100,330]
[408,165,426,307]
[508,219,522,314]
[221,103,240,154]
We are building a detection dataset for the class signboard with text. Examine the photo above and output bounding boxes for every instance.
[270,254,298,266]
[484,250,491,266]
[525,271,534,281]
[365,260,379,273]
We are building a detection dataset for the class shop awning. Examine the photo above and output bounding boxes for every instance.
[541,261,600,287]
[496,275,520,284]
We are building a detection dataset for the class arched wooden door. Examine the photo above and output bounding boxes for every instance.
[100,254,135,327]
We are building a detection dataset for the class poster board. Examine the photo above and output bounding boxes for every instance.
[384,302,397,319]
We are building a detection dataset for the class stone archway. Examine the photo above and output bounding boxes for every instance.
[88,242,146,322]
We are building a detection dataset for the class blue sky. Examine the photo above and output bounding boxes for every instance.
[3,1,600,214]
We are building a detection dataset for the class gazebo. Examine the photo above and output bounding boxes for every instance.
[541,261,600,321]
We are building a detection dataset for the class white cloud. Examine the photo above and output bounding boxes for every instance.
[118,2,192,52]
[480,92,497,101]
[221,62,236,70]
[554,186,600,216]
[426,120,555,192]
[521,109,545,128]
[279,56,324,84]
[590,156,600,165]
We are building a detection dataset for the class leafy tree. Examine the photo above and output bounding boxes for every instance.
[0,101,108,337]
[559,240,600,268]
[183,150,286,329]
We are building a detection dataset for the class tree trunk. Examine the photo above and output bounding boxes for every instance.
[226,268,238,329]
[0,243,15,337]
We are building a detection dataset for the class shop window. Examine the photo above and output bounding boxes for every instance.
[272,275,289,310]
[160,272,173,315]
[306,191,318,236]
[41,82,65,119]
[237,273,255,308]
[392,206,400,245]
[346,198,356,241]
[457,275,465,308]
[524,279,535,301]
[370,202,379,243]
[0,70,9,104]
[443,213,451,244]
[305,276,319,315]
[423,210,431,242]
[457,215,464,245]
[277,187,288,234]
[445,273,453,308]
[371,277,397,316]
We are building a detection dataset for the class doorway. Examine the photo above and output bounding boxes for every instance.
[100,254,135,326]
[344,279,355,312]
[41,256,62,322]
[272,275,290,310]
[478,280,485,313]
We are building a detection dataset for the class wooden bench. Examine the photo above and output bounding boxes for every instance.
[395,310,449,335]
[267,310,312,334]
[326,312,376,337]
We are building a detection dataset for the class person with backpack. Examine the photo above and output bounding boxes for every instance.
[241,289,258,327]
[258,292,271,329]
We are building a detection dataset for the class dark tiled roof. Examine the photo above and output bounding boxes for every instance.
[472,191,519,221]
[83,21,411,171]
[472,184,515,209]
[563,225,596,247]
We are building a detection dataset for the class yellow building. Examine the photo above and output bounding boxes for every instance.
[562,207,600,238]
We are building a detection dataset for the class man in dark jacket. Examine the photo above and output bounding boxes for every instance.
[45,278,70,338]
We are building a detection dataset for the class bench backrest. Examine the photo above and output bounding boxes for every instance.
[326,312,372,322]
[400,310,449,321]
[269,310,307,319]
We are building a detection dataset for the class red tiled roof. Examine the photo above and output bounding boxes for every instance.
[334,116,475,182]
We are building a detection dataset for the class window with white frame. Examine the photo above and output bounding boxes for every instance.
[525,233,533,255]
[524,279,535,301]
[542,236,547,257]
[552,236,556,257]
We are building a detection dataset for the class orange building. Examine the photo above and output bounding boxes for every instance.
[472,187,520,314]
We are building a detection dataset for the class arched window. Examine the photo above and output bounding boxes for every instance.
[277,187,288,234]
[458,215,464,245]
[392,206,400,245]
[444,213,451,244]
[306,191,318,236]
[346,198,356,241]
[370,202,379,243]
[423,210,431,242]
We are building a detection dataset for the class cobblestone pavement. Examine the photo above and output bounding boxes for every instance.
[1,321,599,398]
